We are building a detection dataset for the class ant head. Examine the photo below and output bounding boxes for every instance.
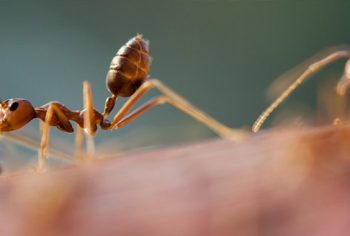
[0,99,36,132]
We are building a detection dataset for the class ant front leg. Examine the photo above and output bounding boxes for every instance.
[105,79,246,141]
[36,103,74,172]
[37,104,54,172]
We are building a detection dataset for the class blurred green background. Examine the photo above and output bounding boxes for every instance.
[0,1,350,165]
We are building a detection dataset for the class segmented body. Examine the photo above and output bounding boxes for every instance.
[106,35,151,97]
[0,35,150,133]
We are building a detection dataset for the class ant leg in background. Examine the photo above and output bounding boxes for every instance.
[337,59,350,96]
[253,50,350,133]
[105,79,246,141]
[74,125,84,162]
[3,132,71,162]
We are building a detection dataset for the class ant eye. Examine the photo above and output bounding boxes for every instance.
[9,102,19,111]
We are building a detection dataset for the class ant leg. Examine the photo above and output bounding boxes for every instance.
[108,79,247,140]
[252,50,350,133]
[37,103,76,171]
[337,59,350,96]
[83,81,96,160]
[37,104,54,172]
[112,95,231,132]
[74,125,84,162]
[113,96,169,129]
[3,132,71,162]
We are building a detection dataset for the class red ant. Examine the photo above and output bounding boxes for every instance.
[0,35,244,171]
[1,35,349,172]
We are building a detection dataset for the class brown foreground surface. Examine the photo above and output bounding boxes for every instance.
[0,125,350,235]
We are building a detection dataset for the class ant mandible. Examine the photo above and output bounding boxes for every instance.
[0,35,245,171]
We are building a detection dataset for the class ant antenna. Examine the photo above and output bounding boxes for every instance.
[253,49,350,133]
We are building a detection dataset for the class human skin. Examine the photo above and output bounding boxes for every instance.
[0,124,349,236]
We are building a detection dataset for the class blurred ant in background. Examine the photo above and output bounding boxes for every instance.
[253,48,350,132]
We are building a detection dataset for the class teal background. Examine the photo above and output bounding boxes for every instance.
[0,1,350,167]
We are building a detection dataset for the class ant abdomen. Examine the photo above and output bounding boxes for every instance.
[106,34,151,97]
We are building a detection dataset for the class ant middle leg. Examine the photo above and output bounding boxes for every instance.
[106,79,247,141]
[81,81,96,160]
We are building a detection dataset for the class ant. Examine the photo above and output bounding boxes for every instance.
[1,35,348,172]
[0,35,245,172]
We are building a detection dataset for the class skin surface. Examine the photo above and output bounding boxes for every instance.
[0,124,349,235]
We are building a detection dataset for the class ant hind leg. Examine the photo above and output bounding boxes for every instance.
[108,79,247,141]
[113,96,170,129]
